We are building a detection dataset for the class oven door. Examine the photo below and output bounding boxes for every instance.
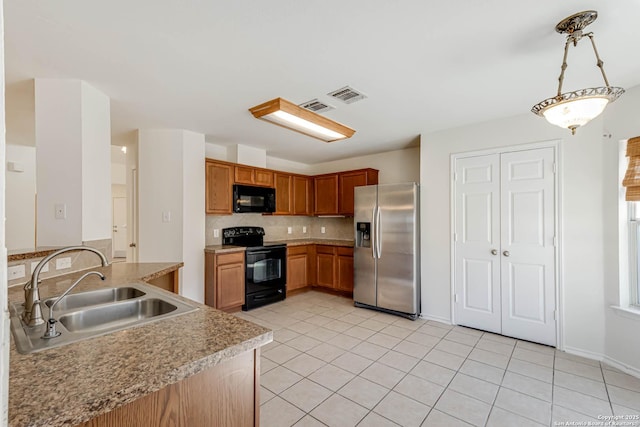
[245,246,287,295]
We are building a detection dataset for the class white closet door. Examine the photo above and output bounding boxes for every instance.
[500,148,556,346]
[454,154,501,334]
[453,146,557,347]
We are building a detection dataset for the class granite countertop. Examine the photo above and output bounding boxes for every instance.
[204,239,353,253]
[8,262,272,427]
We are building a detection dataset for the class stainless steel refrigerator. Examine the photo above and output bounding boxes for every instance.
[353,183,420,319]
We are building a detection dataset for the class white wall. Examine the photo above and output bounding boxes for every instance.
[81,81,111,242]
[1,2,10,421]
[308,146,421,184]
[600,85,640,372]
[138,129,205,303]
[182,131,205,302]
[5,144,36,250]
[138,130,184,263]
[421,88,640,373]
[35,79,83,246]
[228,144,267,168]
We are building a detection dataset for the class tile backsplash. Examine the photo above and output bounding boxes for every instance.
[7,239,112,288]
[205,214,353,245]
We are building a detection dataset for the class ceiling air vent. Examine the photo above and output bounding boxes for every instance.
[327,86,367,104]
[299,99,335,113]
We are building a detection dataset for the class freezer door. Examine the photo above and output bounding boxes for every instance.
[376,183,420,315]
[353,185,377,307]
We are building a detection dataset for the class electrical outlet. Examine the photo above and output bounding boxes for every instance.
[287,227,293,234]
[302,226,307,234]
[214,229,220,238]
[31,261,49,273]
[321,226,326,234]
[56,257,72,270]
[8,265,26,280]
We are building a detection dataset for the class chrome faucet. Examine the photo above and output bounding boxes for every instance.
[23,246,109,327]
[42,271,105,339]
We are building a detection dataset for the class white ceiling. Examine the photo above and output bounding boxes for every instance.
[5,1,640,164]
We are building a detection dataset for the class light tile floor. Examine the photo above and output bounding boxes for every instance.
[234,291,640,427]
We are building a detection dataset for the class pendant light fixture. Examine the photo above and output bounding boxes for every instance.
[531,11,624,135]
[249,97,355,142]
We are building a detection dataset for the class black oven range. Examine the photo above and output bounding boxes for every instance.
[222,226,287,310]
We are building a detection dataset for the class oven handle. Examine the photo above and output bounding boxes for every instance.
[246,250,272,255]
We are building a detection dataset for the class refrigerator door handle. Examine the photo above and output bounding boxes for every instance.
[371,205,377,259]
[376,205,382,258]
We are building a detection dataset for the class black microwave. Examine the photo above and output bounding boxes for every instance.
[233,184,276,213]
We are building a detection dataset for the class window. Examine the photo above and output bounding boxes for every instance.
[628,201,640,306]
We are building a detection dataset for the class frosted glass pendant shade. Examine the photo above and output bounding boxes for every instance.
[542,97,609,134]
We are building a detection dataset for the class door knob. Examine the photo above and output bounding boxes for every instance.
[491,249,498,255]
[503,250,510,257]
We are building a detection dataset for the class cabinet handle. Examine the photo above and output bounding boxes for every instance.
[491,249,498,255]
[503,250,510,257]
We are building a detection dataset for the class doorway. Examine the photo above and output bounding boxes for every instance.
[112,197,127,259]
[452,144,559,346]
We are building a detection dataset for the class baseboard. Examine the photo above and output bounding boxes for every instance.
[419,313,452,325]
[563,345,640,379]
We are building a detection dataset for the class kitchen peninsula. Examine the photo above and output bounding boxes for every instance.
[8,262,271,427]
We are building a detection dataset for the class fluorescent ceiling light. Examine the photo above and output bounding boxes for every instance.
[249,98,355,142]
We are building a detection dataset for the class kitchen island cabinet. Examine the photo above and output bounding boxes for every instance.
[7,262,271,427]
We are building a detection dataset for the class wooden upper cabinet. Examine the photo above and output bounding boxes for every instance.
[274,173,292,215]
[234,165,274,187]
[339,169,379,216]
[206,160,233,214]
[292,175,312,215]
[313,174,339,215]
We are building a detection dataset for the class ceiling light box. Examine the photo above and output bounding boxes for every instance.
[249,97,355,142]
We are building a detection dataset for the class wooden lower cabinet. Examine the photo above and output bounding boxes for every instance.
[205,251,245,312]
[336,247,354,292]
[77,349,260,427]
[287,245,311,292]
[147,267,180,294]
[315,245,336,288]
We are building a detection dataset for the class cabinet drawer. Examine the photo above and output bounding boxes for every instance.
[316,245,336,255]
[287,245,310,256]
[337,246,353,256]
[216,251,245,265]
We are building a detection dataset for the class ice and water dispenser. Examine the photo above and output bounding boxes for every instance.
[356,222,371,248]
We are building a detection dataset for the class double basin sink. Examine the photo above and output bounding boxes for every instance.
[10,282,197,354]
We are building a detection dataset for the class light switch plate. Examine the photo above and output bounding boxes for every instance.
[321,227,326,234]
[162,211,171,222]
[287,227,293,234]
[55,203,67,219]
[213,229,220,238]
[8,265,26,280]
[56,257,72,270]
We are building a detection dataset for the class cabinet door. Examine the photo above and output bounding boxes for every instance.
[254,169,274,187]
[339,171,368,216]
[313,175,339,215]
[234,166,255,185]
[338,169,379,216]
[287,247,309,291]
[275,173,292,215]
[315,245,336,288]
[336,247,354,292]
[292,176,312,215]
[206,161,233,214]
[216,262,245,311]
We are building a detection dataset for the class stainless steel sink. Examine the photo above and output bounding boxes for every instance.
[60,298,177,333]
[10,282,197,354]
[43,287,145,311]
